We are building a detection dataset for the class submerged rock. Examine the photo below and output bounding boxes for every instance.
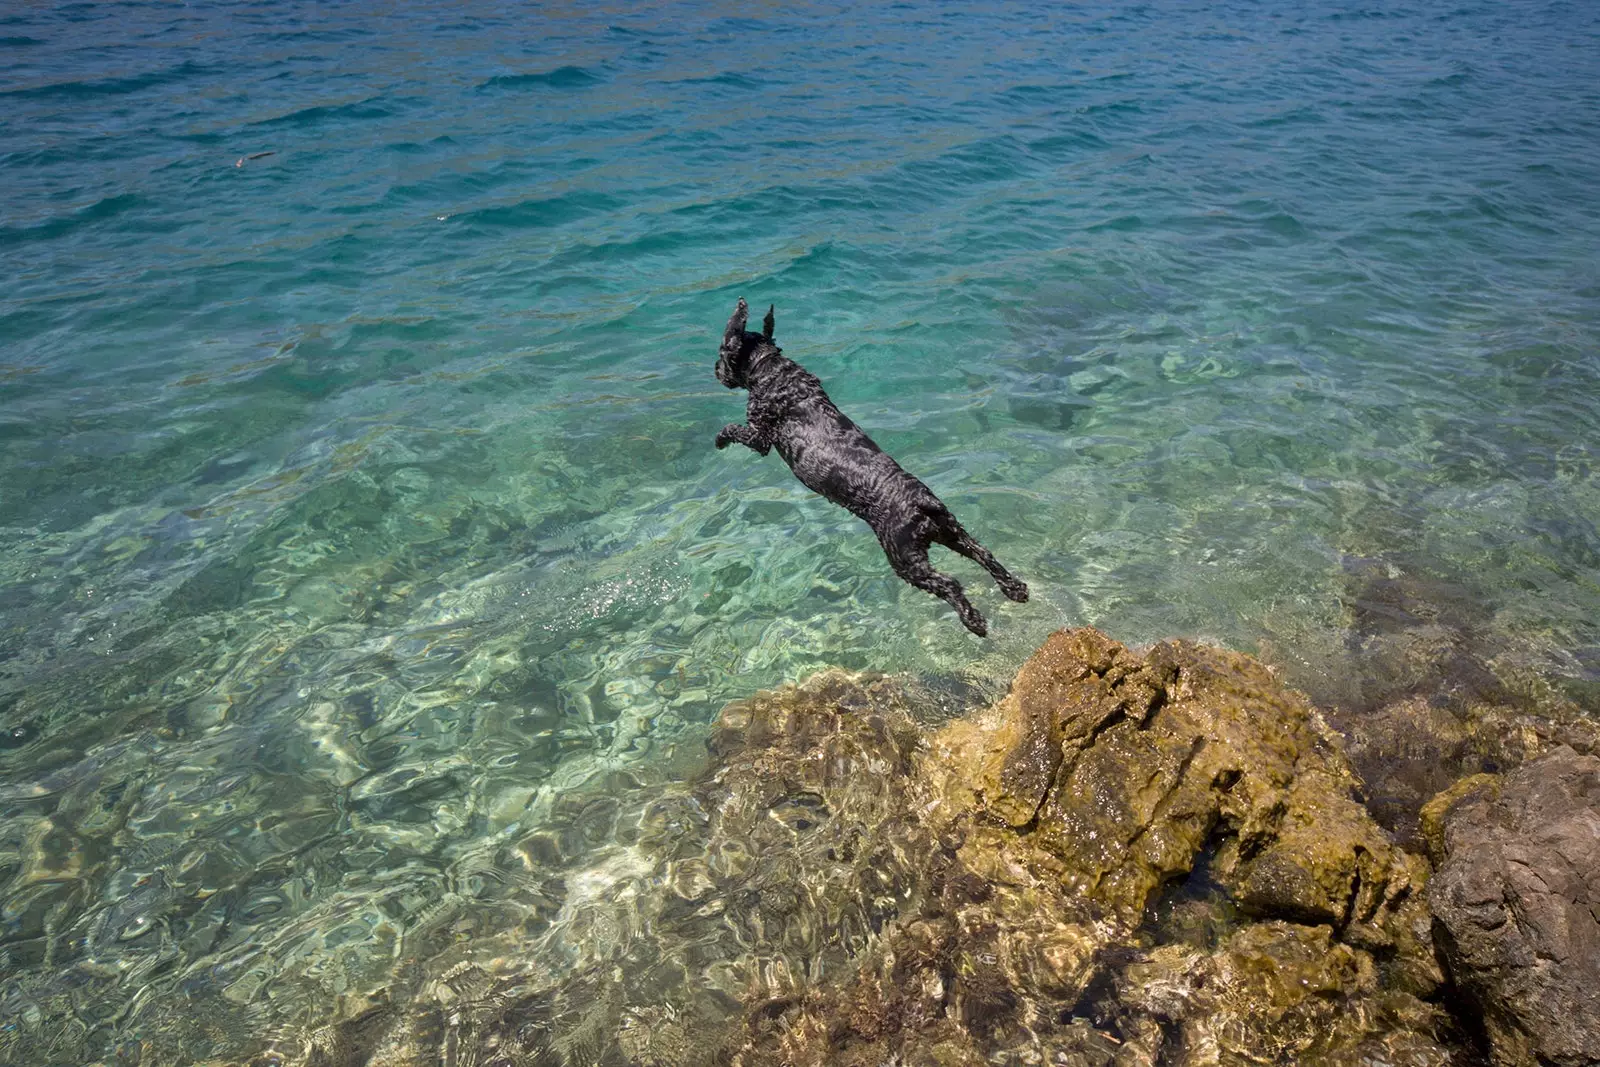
[1286,550,1600,851]
[1334,691,1600,851]
[1112,922,1454,1067]
[1427,747,1600,1067]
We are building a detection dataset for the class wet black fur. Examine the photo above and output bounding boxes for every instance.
[713,298,1028,636]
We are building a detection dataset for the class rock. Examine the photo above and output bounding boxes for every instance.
[1331,695,1479,847]
[929,630,1434,972]
[1418,772,1499,866]
[1277,552,1600,852]
[1428,746,1600,1067]
[726,629,1452,1065]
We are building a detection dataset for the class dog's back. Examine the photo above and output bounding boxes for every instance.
[744,353,933,524]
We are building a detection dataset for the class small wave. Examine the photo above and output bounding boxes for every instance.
[674,72,762,90]
[0,35,45,46]
[1328,7,1409,19]
[477,66,601,92]
[1027,130,1109,159]
[389,157,534,202]
[4,141,149,167]
[1076,98,1142,118]
[257,27,375,43]
[657,182,814,227]
[249,96,404,129]
[760,240,883,293]
[997,82,1065,102]
[1259,212,1313,240]
[453,190,625,231]
[0,60,212,100]
[1248,106,1324,128]
[0,192,143,248]
[166,129,226,146]
[1085,213,1143,233]
[890,135,1033,197]
[546,225,709,268]
[1207,200,1316,243]
[380,133,458,157]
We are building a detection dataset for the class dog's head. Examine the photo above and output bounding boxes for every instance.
[715,298,777,389]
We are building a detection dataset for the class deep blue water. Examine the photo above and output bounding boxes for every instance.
[2,0,1599,1061]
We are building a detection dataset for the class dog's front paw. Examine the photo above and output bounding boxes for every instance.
[714,428,733,450]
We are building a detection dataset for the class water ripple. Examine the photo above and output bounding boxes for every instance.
[0,59,214,99]
[477,66,604,91]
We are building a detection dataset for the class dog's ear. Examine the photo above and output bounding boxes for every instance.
[723,298,749,347]
[762,304,775,341]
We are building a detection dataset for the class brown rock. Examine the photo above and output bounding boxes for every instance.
[729,630,1451,1065]
[1429,746,1600,1067]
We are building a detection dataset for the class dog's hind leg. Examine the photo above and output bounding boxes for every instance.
[878,523,989,636]
[931,519,1030,603]
[923,504,1029,603]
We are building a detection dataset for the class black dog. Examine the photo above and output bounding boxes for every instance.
[713,298,1028,636]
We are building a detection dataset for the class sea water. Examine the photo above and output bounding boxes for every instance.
[1,0,1598,1061]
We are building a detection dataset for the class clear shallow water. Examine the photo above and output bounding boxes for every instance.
[2,0,1598,1060]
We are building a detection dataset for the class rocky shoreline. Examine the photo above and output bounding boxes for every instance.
[284,628,1597,1067]
[716,630,1452,1066]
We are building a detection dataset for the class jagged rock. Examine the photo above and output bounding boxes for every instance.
[1428,747,1600,1067]
[928,629,1435,976]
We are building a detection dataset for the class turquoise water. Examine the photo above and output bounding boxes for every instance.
[2,0,1599,1060]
